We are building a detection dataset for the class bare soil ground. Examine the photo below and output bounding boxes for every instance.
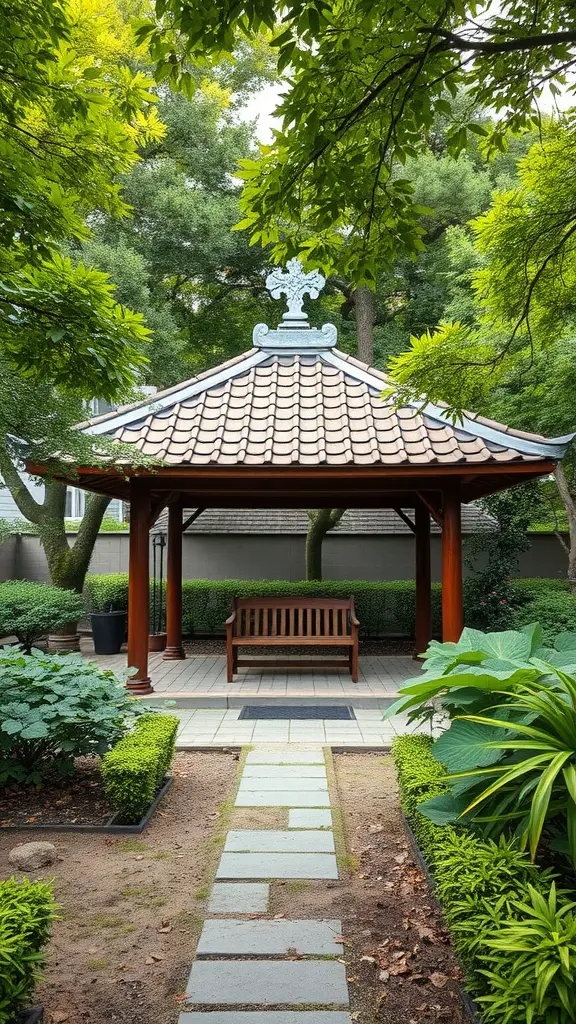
[0,757,114,827]
[0,751,240,1024]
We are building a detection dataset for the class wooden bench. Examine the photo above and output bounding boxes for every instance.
[225,596,359,683]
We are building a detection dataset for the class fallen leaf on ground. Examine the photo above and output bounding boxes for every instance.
[50,1014,70,1023]
[430,971,449,988]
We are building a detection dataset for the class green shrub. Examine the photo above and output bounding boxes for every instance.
[0,581,84,651]
[0,877,56,1024]
[100,713,179,822]
[0,648,144,784]
[392,735,574,1023]
[84,575,444,637]
[512,592,576,644]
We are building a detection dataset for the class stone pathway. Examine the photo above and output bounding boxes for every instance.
[173,707,430,747]
[179,747,352,1024]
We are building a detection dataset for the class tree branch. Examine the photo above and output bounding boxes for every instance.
[422,26,576,54]
[0,449,42,524]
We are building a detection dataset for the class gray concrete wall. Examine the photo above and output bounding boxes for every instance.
[0,535,18,580]
[1,530,569,584]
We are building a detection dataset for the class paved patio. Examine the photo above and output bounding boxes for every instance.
[84,641,416,709]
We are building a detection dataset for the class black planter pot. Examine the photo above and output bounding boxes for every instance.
[90,611,127,655]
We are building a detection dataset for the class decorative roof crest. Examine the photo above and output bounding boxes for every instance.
[253,257,337,351]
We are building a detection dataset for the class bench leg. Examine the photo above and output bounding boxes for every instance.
[227,642,234,683]
[350,643,359,684]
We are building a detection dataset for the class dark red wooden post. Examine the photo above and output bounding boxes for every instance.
[415,502,432,655]
[164,500,185,660]
[127,478,153,694]
[442,488,463,642]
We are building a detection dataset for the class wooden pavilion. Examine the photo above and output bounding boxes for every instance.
[30,261,573,694]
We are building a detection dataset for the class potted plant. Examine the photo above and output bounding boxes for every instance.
[84,576,127,655]
[0,580,84,653]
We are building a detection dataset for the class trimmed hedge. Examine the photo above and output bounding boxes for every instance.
[392,736,571,1023]
[100,713,179,822]
[84,574,576,639]
[0,877,55,1024]
[84,575,445,637]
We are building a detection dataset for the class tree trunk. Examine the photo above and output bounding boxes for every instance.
[0,448,111,594]
[354,286,375,365]
[553,463,576,593]
[38,482,111,591]
[306,509,345,581]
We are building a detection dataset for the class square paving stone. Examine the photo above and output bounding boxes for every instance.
[246,750,325,764]
[238,778,328,792]
[207,883,269,915]
[224,830,335,853]
[216,852,338,879]
[243,765,327,779]
[235,791,330,808]
[289,810,333,829]
[196,918,343,956]
[180,1013,352,1023]
[184,960,349,1006]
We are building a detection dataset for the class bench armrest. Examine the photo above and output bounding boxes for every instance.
[351,614,360,627]
[225,610,237,626]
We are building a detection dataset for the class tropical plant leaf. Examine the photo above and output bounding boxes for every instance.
[418,792,469,824]
[434,719,508,771]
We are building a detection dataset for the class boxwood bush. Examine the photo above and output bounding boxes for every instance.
[392,735,576,1024]
[0,877,55,1024]
[0,581,84,651]
[100,713,179,822]
[84,575,444,637]
[0,648,144,784]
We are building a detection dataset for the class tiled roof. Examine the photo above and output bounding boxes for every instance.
[81,348,569,466]
[153,506,496,536]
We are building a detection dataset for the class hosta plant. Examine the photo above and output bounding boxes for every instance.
[0,647,143,784]
[385,624,576,724]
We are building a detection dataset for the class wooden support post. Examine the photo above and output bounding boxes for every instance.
[164,501,185,660]
[441,489,463,642]
[127,479,153,694]
[414,502,432,656]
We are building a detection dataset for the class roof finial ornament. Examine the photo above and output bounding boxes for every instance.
[266,257,325,328]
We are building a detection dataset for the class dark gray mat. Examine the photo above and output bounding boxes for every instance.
[239,706,354,720]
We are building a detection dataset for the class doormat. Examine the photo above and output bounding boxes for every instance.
[239,705,355,720]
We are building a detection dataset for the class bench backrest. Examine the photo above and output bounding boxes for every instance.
[231,597,355,640]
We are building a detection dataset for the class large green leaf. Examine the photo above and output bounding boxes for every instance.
[433,719,508,771]
[480,630,533,662]
[554,632,576,652]
[418,792,469,824]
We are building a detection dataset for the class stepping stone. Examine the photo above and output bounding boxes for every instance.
[238,778,328,792]
[196,918,343,956]
[246,750,325,765]
[289,810,333,829]
[244,765,327,779]
[235,791,330,808]
[184,960,349,1006]
[180,1013,352,1023]
[216,852,338,879]
[207,883,269,915]
[225,830,335,853]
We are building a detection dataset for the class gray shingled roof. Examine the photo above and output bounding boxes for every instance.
[154,506,496,535]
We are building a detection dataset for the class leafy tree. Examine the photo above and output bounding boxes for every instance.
[0,0,165,596]
[0,0,164,396]
[387,127,576,585]
[136,0,576,285]
[79,53,278,386]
